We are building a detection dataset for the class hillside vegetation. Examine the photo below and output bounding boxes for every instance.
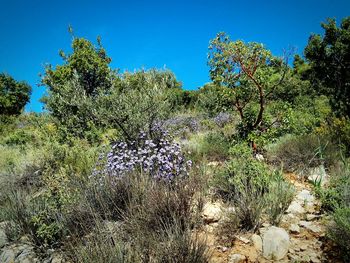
[0,17,350,262]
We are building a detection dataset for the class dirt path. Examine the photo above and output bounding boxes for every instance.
[200,172,338,263]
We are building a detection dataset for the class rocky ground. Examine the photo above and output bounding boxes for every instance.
[199,171,340,263]
[0,169,341,263]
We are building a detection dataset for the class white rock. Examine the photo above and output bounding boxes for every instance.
[255,154,264,161]
[202,202,222,223]
[306,214,319,221]
[237,236,250,244]
[229,253,246,263]
[221,246,229,252]
[289,224,300,234]
[263,226,290,260]
[51,254,64,263]
[251,234,262,252]
[296,190,315,204]
[287,201,305,214]
[299,221,321,233]
[308,165,328,187]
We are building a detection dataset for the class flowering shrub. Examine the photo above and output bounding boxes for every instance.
[164,116,200,134]
[213,112,232,127]
[93,130,192,182]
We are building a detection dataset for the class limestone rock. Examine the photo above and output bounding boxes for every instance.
[255,154,264,161]
[287,201,305,214]
[296,190,315,204]
[263,226,290,260]
[237,236,250,244]
[299,221,321,233]
[251,234,262,252]
[202,202,222,223]
[308,165,328,187]
[289,224,300,234]
[229,253,246,263]
[306,214,319,221]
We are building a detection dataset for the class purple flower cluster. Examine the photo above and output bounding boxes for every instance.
[93,130,192,182]
[213,112,232,127]
[164,116,200,134]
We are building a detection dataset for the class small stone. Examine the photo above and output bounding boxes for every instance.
[19,235,31,243]
[251,234,262,252]
[288,248,295,254]
[289,224,300,234]
[294,247,301,252]
[281,213,299,225]
[287,201,305,214]
[229,253,246,263]
[263,226,290,260]
[221,246,229,252]
[51,253,64,263]
[237,236,250,244]
[308,165,328,187]
[255,154,264,161]
[299,221,321,233]
[300,244,308,251]
[296,190,315,204]
[306,214,319,221]
[202,202,222,223]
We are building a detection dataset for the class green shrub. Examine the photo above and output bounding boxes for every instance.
[67,170,207,262]
[213,155,270,230]
[213,147,294,230]
[265,170,295,225]
[266,134,341,174]
[184,132,231,163]
[69,231,140,263]
[1,190,65,247]
[315,159,350,211]
[328,207,350,260]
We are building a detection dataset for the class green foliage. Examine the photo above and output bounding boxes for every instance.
[42,36,113,97]
[316,159,350,211]
[197,83,234,116]
[315,158,350,260]
[42,36,177,141]
[184,131,231,163]
[316,117,350,153]
[0,73,31,116]
[97,69,175,141]
[41,35,114,140]
[265,170,295,225]
[266,133,341,173]
[287,95,332,135]
[213,150,270,230]
[328,207,350,260]
[214,144,294,230]
[304,17,350,118]
[208,32,288,135]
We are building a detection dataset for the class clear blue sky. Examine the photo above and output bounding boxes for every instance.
[0,0,349,112]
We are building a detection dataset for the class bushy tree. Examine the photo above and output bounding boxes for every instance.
[40,35,116,140]
[304,17,350,118]
[197,83,234,116]
[0,73,31,116]
[97,69,176,141]
[208,32,288,135]
[42,36,114,98]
